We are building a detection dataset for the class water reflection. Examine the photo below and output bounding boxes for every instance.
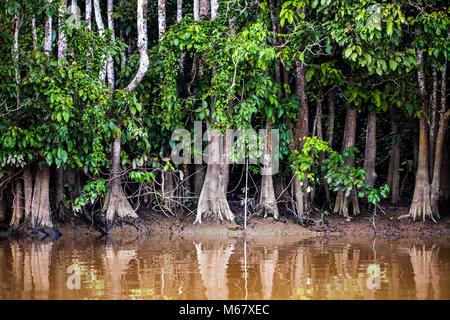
[0,235,449,300]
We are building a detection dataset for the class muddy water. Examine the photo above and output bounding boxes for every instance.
[0,235,449,300]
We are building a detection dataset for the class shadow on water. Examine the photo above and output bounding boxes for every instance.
[0,234,449,300]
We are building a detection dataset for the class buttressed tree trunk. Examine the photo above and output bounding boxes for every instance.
[194,1,235,225]
[31,165,56,231]
[259,123,279,219]
[334,104,360,217]
[103,1,149,228]
[409,48,435,221]
[363,110,377,188]
[194,129,235,224]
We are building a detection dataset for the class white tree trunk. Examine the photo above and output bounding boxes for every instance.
[31,17,38,50]
[126,0,149,92]
[85,0,92,30]
[44,0,53,54]
[158,0,166,38]
[176,0,183,21]
[106,0,115,88]
[211,0,219,20]
[57,0,67,62]
[93,0,107,83]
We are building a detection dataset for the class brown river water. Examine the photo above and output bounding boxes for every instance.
[0,235,449,300]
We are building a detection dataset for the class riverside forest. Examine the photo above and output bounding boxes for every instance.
[0,0,449,301]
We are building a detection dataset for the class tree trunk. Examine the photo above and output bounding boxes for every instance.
[429,69,438,174]
[103,1,149,229]
[85,0,92,30]
[326,89,335,149]
[412,119,419,165]
[0,194,5,222]
[363,111,377,188]
[93,0,107,83]
[162,169,175,209]
[409,48,434,221]
[193,164,205,196]
[31,165,54,230]
[125,0,148,92]
[334,105,360,217]
[177,0,186,75]
[259,124,279,219]
[430,109,450,217]
[103,132,138,229]
[55,167,65,220]
[57,0,67,62]
[31,17,38,50]
[12,11,21,108]
[200,0,209,19]
[23,167,32,220]
[10,179,24,230]
[312,93,324,202]
[194,129,234,225]
[44,0,53,54]
[268,0,280,84]
[292,60,309,218]
[387,108,401,203]
[158,0,166,38]
[211,0,219,20]
[106,0,115,88]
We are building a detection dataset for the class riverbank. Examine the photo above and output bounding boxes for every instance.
[1,205,448,238]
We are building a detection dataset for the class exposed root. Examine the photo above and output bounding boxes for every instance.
[334,190,360,217]
[409,183,437,222]
[194,196,235,226]
[103,183,138,231]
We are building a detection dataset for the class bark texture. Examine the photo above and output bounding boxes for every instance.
[158,0,166,38]
[259,125,279,219]
[363,111,377,188]
[409,48,434,221]
[334,105,360,217]
[126,0,149,92]
[292,60,309,218]
[103,132,138,227]
[194,130,234,225]
[31,165,54,229]
[387,108,401,203]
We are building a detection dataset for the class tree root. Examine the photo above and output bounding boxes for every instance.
[103,184,138,231]
[409,183,437,222]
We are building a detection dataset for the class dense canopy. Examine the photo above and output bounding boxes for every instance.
[0,0,448,236]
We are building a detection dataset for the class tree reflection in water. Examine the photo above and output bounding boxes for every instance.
[0,236,449,300]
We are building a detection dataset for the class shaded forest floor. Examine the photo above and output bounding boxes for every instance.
[0,205,449,238]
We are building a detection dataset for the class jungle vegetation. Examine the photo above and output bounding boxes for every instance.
[0,0,448,236]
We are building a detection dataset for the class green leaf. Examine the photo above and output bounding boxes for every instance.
[389,59,397,71]
[387,22,393,36]
[306,68,315,82]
